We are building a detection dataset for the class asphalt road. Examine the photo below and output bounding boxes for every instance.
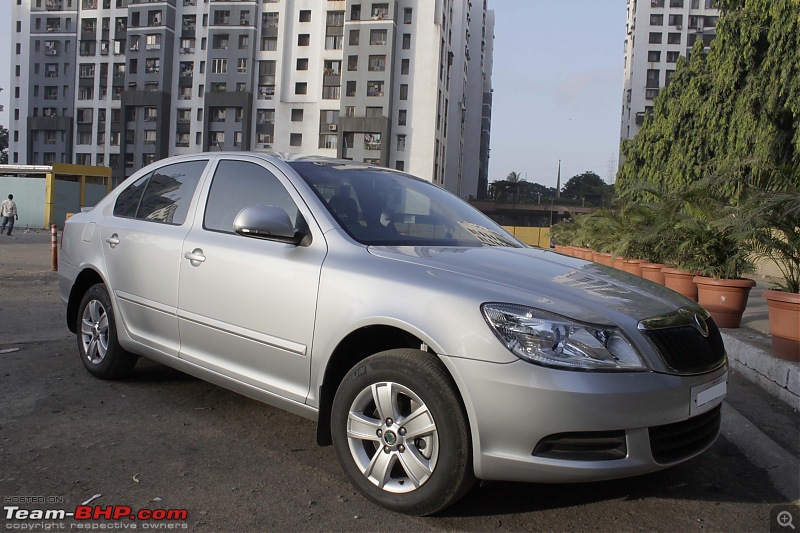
[0,231,796,532]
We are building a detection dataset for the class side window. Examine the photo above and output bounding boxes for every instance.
[204,160,300,234]
[113,172,151,218]
[136,160,208,225]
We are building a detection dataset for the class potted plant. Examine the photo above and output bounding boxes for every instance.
[730,166,800,359]
[666,183,757,328]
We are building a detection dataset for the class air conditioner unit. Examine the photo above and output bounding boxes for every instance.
[328,124,338,131]
[676,24,682,29]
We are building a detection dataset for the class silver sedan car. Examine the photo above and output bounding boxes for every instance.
[59,153,727,515]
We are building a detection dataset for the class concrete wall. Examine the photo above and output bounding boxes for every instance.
[0,177,47,229]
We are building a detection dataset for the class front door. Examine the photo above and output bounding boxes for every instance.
[177,157,327,403]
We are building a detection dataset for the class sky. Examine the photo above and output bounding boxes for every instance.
[0,1,626,188]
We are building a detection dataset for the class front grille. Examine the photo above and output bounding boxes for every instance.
[649,405,721,464]
[533,430,627,461]
[643,318,726,374]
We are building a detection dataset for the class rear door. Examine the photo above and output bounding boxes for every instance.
[101,159,210,356]
[177,157,327,402]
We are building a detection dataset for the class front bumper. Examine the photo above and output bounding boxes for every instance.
[443,356,727,483]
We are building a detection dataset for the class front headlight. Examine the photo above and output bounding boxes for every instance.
[482,303,647,371]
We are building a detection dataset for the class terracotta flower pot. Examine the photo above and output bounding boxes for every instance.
[622,259,644,277]
[613,257,626,270]
[662,268,699,301]
[693,276,756,329]
[595,253,613,267]
[640,263,668,285]
[555,245,565,254]
[763,290,800,361]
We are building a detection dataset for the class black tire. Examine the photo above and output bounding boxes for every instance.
[76,283,137,379]
[331,349,475,515]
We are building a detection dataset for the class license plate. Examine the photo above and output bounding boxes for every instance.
[690,374,727,416]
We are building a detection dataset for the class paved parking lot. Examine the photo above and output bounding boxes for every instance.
[1,231,796,531]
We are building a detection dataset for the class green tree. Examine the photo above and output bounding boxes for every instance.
[617,0,800,198]
[0,125,8,164]
[561,171,614,207]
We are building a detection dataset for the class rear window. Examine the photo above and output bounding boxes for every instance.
[113,160,208,225]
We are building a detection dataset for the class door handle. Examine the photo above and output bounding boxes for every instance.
[184,249,206,265]
[105,234,120,248]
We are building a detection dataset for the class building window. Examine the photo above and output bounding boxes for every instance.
[404,8,412,24]
[366,106,382,117]
[295,82,307,95]
[298,34,310,46]
[646,69,660,89]
[236,58,247,73]
[257,109,275,124]
[649,32,663,44]
[299,10,311,22]
[364,133,381,150]
[666,51,680,63]
[319,134,337,150]
[402,33,411,49]
[348,55,358,71]
[652,0,665,6]
[367,81,384,97]
[351,4,361,21]
[648,50,661,62]
[261,37,277,51]
[144,130,156,145]
[297,58,308,70]
[291,109,303,122]
[368,55,386,71]
[670,0,684,7]
[650,14,663,25]
[213,10,230,25]
[176,133,190,147]
[144,107,157,121]
[398,109,407,126]
[371,3,388,20]
[396,134,405,152]
[325,11,344,49]
[349,30,359,46]
[239,35,249,49]
[145,34,161,50]
[370,29,387,45]
[322,86,341,99]
[399,84,408,100]
[211,58,227,74]
[258,84,275,99]
[669,14,683,27]
[213,34,229,49]
[262,12,279,27]
[346,81,356,97]
[401,58,409,75]
[667,32,681,44]
[145,58,160,73]
[290,133,302,147]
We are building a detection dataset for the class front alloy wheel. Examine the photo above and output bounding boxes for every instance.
[332,349,475,515]
[346,381,439,493]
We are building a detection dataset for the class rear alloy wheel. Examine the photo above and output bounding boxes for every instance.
[332,349,475,515]
[77,284,137,379]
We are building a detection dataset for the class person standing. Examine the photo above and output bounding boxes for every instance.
[1,194,19,236]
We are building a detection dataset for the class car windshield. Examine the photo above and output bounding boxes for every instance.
[290,161,523,248]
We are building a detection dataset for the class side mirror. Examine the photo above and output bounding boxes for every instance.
[233,205,311,246]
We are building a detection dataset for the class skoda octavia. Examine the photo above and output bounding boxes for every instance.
[59,153,728,515]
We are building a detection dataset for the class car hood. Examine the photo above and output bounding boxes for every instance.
[367,246,693,327]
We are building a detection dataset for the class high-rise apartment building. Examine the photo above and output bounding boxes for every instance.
[620,0,720,140]
[10,0,494,197]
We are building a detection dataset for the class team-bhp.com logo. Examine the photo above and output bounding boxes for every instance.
[4,503,188,529]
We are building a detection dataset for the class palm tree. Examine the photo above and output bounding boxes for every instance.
[506,171,521,183]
